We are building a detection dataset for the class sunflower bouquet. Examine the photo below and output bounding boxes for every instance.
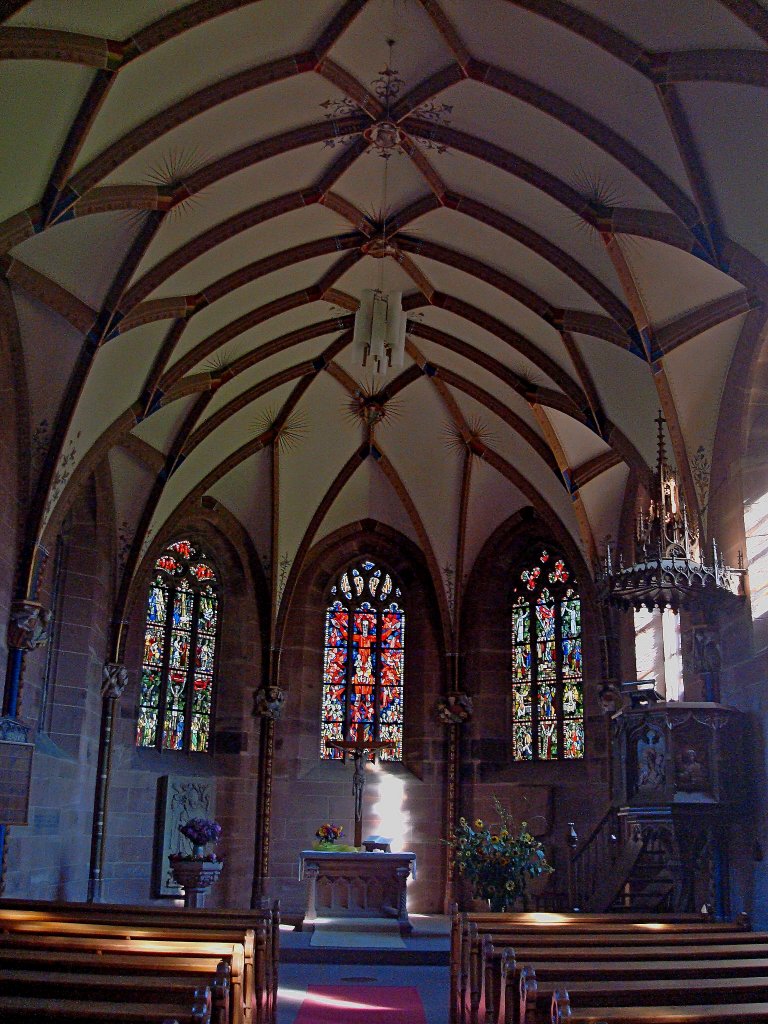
[447,797,552,911]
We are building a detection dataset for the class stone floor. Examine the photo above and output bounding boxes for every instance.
[277,914,450,1023]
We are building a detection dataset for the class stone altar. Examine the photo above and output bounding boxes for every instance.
[299,850,417,935]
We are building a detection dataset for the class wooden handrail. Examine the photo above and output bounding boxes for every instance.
[568,806,621,911]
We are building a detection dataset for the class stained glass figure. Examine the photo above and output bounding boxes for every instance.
[320,560,404,763]
[511,550,585,762]
[137,539,219,754]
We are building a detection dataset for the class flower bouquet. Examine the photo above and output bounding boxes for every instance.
[171,817,223,861]
[312,822,357,852]
[168,818,224,908]
[446,797,552,911]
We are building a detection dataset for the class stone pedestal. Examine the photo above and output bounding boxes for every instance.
[298,850,416,935]
[168,857,224,908]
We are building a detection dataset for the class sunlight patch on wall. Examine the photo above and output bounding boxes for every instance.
[369,763,409,852]
[634,607,682,700]
[745,490,768,622]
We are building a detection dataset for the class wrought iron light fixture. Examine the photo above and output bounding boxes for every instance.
[598,413,743,613]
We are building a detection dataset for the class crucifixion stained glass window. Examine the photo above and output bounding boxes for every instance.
[321,560,405,762]
[137,539,219,753]
[511,549,584,761]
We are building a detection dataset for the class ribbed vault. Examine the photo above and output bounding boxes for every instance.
[1,0,765,651]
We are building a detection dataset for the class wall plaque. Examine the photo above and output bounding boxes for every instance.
[0,718,35,826]
[153,775,216,898]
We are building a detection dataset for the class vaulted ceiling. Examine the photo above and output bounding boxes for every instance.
[2,0,766,629]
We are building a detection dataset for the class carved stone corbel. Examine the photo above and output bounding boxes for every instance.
[7,600,52,651]
[101,662,128,700]
[253,685,286,720]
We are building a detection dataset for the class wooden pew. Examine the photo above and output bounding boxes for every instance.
[0,897,278,1015]
[0,974,222,1023]
[450,906,750,1020]
[519,965,768,1023]
[452,908,766,1024]
[550,989,768,1023]
[0,900,279,1024]
[0,934,240,1024]
[483,932,768,1012]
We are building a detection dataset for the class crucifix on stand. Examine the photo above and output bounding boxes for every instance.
[325,723,394,848]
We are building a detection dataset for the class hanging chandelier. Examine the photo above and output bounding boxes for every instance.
[597,413,744,613]
[349,36,411,378]
[353,288,407,376]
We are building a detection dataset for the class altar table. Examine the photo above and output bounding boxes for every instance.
[298,850,417,935]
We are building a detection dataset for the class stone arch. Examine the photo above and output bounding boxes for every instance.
[457,506,610,908]
[112,506,265,906]
[269,519,447,915]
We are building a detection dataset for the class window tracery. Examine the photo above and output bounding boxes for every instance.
[321,559,404,762]
[137,540,219,753]
[511,549,584,761]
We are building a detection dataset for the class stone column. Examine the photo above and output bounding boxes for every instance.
[436,688,472,911]
[87,662,128,902]
[396,864,411,933]
[251,684,284,904]
[304,862,319,924]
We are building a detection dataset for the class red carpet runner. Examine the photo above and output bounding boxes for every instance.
[293,985,427,1023]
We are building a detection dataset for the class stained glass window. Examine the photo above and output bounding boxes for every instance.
[511,550,584,762]
[137,539,219,753]
[321,560,405,762]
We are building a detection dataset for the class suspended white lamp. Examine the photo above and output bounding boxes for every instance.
[354,289,408,376]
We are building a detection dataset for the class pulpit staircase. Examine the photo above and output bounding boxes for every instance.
[568,807,675,913]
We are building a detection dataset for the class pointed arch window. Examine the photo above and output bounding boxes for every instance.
[511,549,584,761]
[137,540,219,753]
[320,560,405,762]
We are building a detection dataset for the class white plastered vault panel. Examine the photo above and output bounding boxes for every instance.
[440,0,691,193]
[146,204,351,301]
[273,373,364,598]
[0,61,92,222]
[445,388,583,557]
[130,144,345,282]
[616,235,745,329]
[12,289,84,442]
[13,211,149,310]
[108,446,158,565]
[5,1,192,38]
[315,455,421,553]
[76,3,340,170]
[567,0,766,50]
[40,321,170,532]
[164,252,343,371]
[132,395,201,457]
[207,447,273,563]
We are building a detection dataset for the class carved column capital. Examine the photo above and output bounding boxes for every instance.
[7,600,52,651]
[101,662,128,699]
